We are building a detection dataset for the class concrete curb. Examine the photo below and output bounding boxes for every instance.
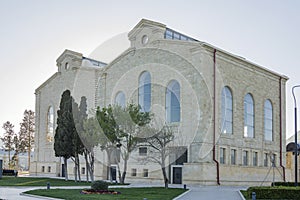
[20,192,64,200]
[238,190,246,200]
[172,189,190,200]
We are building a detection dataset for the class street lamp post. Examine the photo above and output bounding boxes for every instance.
[292,85,300,186]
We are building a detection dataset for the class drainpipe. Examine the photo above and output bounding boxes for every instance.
[213,49,220,185]
[279,77,286,181]
[103,72,107,107]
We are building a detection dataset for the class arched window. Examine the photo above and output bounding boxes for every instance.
[166,80,180,122]
[47,106,54,142]
[221,86,233,134]
[138,71,151,112]
[244,93,254,138]
[264,99,273,141]
[115,91,126,108]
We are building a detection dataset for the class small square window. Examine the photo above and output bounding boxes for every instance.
[143,169,148,177]
[81,167,85,175]
[139,147,147,156]
[131,168,137,177]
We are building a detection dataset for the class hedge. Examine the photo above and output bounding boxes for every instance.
[273,182,300,187]
[244,186,300,199]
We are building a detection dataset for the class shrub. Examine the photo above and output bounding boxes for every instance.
[91,180,109,191]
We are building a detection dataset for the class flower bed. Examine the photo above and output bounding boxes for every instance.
[81,189,121,195]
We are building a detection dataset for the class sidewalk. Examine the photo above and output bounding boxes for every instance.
[175,185,247,200]
[0,186,85,200]
[111,183,247,200]
[0,184,247,200]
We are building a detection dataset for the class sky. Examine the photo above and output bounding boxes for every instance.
[0,0,300,139]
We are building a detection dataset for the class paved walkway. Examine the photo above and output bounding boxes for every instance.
[175,185,247,200]
[0,184,247,200]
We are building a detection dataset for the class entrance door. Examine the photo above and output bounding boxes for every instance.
[173,167,182,184]
[61,164,65,177]
[110,166,117,181]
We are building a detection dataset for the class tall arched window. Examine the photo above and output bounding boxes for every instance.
[264,99,273,141]
[166,80,180,122]
[115,91,126,108]
[221,86,233,134]
[138,71,151,112]
[47,106,54,142]
[244,93,254,138]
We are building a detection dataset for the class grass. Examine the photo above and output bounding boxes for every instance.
[24,187,187,200]
[0,176,91,186]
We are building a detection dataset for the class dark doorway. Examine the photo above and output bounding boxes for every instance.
[173,167,182,184]
[110,166,117,181]
[61,164,65,177]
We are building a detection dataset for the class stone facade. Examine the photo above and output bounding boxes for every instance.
[31,19,288,185]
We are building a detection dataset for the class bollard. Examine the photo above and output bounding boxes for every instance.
[183,184,186,190]
[252,191,256,200]
[47,182,50,190]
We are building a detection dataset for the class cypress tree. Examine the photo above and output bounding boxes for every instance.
[54,90,75,181]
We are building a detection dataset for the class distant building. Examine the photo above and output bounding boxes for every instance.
[0,148,32,170]
[286,132,300,182]
[31,19,288,185]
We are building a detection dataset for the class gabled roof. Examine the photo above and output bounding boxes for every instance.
[128,18,288,80]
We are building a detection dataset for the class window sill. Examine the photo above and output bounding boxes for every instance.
[220,133,233,139]
[264,140,274,145]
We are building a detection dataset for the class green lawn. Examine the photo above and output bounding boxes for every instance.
[24,187,186,200]
[0,177,91,186]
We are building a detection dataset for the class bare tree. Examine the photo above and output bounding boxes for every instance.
[19,110,35,170]
[143,125,175,189]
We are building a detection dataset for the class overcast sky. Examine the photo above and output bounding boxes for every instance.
[0,0,299,139]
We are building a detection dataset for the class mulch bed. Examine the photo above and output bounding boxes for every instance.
[81,189,121,195]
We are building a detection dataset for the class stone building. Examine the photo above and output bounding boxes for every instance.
[31,19,288,185]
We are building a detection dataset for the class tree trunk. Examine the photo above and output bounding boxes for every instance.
[64,157,68,181]
[28,126,31,171]
[76,154,81,182]
[74,163,78,182]
[15,154,19,170]
[117,162,121,183]
[106,149,112,182]
[8,149,11,168]
[161,152,168,189]
[84,151,89,182]
[89,151,95,182]
[121,155,128,184]
[162,166,168,189]
[27,147,31,171]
